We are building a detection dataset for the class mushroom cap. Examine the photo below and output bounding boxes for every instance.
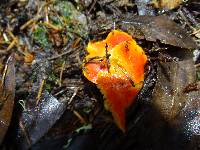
[82,30,147,131]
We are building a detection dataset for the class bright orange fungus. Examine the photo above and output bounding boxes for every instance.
[82,30,147,132]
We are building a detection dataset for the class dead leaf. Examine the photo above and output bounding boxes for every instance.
[17,92,68,150]
[120,15,197,49]
[152,51,200,138]
[152,0,184,10]
[0,56,15,144]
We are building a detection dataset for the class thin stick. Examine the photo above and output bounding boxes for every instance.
[1,62,8,87]
[19,121,31,146]
[47,49,74,60]
[43,21,61,31]
[59,61,65,87]
[36,79,45,106]
[192,29,200,35]
[88,0,97,14]
[45,5,49,22]
[105,43,110,72]
[68,88,79,105]
[195,63,200,68]
[3,32,9,42]
[6,40,16,51]
[1,56,12,87]
[20,19,35,30]
[73,110,86,124]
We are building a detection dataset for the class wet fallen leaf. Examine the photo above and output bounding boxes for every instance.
[83,30,147,131]
[17,92,68,150]
[152,51,200,139]
[119,15,197,49]
[152,0,184,10]
[152,59,195,120]
[0,56,15,144]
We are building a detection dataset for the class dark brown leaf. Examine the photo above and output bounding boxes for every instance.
[120,15,197,49]
[17,92,68,150]
[0,56,15,144]
[152,52,200,140]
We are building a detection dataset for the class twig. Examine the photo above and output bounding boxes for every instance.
[88,0,97,14]
[20,19,35,30]
[54,88,68,96]
[36,79,45,106]
[73,110,86,124]
[7,30,26,55]
[195,63,200,68]
[47,47,78,60]
[19,121,31,146]
[68,88,79,105]
[105,43,110,72]
[1,56,12,87]
[45,4,49,22]
[6,40,16,51]
[59,61,65,87]
[2,32,9,42]
[0,49,10,54]
[43,21,62,31]
[192,29,200,35]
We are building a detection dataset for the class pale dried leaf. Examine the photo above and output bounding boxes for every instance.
[152,0,184,10]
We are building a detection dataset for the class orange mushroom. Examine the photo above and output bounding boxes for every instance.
[82,30,147,132]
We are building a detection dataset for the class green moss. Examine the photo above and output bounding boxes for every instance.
[55,1,77,20]
[54,1,88,39]
[33,26,52,48]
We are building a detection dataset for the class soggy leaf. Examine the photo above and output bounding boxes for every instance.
[17,92,67,150]
[152,54,196,120]
[120,15,197,49]
[152,52,200,139]
[0,56,15,144]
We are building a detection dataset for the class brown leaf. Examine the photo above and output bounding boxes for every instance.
[0,56,15,144]
[152,0,183,10]
[152,51,200,138]
[17,92,68,150]
[120,15,197,49]
[152,58,196,120]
